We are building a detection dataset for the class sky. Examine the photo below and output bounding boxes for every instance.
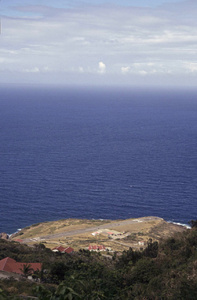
[0,0,197,87]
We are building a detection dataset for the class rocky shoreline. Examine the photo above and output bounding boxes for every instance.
[0,233,9,240]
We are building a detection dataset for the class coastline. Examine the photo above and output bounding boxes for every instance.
[10,217,191,236]
[7,216,188,252]
[7,217,191,237]
[167,221,191,229]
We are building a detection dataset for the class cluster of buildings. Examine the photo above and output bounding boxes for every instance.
[0,245,74,278]
[91,228,130,239]
[88,244,111,251]
[0,224,147,279]
[52,246,74,254]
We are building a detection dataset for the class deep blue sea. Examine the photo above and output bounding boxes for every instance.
[0,86,197,234]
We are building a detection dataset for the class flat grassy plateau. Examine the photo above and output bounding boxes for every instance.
[12,217,186,252]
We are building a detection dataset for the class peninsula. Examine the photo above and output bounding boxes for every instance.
[10,216,187,252]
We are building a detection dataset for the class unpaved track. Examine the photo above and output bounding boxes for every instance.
[22,217,162,243]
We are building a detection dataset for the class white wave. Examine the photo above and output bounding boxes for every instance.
[167,221,191,229]
[9,228,22,238]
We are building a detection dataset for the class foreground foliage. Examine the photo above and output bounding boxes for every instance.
[0,223,197,299]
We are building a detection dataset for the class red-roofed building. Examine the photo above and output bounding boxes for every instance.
[107,232,114,235]
[0,257,42,275]
[52,246,74,254]
[98,245,106,251]
[65,247,74,254]
[52,246,66,253]
[88,245,106,251]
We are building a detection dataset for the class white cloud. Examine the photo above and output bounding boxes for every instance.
[98,62,106,74]
[79,67,84,73]
[138,70,148,76]
[43,66,49,71]
[121,66,130,74]
[186,63,197,73]
[23,67,40,73]
[0,58,7,63]
[1,1,197,86]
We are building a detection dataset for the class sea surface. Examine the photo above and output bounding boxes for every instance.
[0,86,197,234]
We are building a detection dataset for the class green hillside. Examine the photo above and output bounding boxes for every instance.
[0,221,197,299]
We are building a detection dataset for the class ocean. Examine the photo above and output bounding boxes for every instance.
[0,86,197,234]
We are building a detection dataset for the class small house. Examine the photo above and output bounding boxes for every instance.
[52,246,74,254]
[0,257,42,275]
[88,245,106,251]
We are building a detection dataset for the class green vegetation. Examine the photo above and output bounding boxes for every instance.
[0,223,197,299]
[20,264,34,278]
